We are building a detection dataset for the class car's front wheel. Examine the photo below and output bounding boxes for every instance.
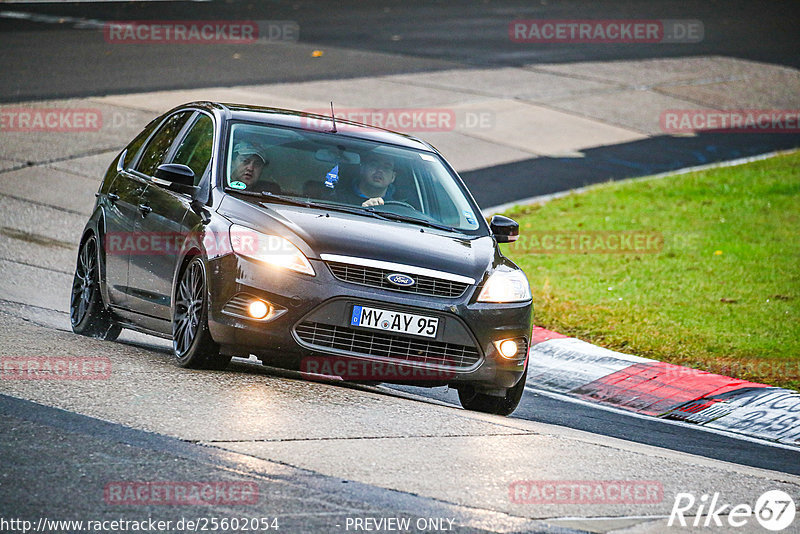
[70,235,122,340]
[172,257,231,370]
[457,363,528,416]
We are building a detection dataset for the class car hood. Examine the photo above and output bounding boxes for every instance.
[219,198,496,281]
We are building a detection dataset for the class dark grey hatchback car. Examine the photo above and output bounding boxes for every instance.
[70,102,532,415]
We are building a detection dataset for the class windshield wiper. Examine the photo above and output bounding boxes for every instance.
[308,201,453,229]
[226,189,452,229]
[225,188,315,208]
[311,201,393,221]
[224,188,262,198]
[259,191,318,208]
[226,189,393,221]
[372,211,456,232]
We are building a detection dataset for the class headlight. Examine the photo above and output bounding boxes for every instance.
[477,269,531,303]
[229,224,315,276]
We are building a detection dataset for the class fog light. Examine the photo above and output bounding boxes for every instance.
[248,300,270,319]
[498,339,519,359]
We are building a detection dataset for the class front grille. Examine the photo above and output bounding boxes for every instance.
[295,321,481,369]
[327,262,469,298]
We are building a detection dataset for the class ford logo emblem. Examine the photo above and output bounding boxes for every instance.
[386,273,415,287]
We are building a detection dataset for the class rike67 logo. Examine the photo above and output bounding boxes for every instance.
[669,490,796,531]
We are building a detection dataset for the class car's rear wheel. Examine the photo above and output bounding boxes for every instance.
[457,363,528,416]
[173,257,231,370]
[70,235,122,340]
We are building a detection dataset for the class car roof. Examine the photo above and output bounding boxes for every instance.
[177,101,437,153]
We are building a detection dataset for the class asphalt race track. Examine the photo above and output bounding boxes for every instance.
[1,2,799,532]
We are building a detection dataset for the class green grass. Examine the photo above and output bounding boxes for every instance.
[501,151,800,390]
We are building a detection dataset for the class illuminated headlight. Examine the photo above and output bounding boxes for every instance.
[477,269,531,303]
[230,224,315,276]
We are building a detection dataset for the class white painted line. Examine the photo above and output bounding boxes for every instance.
[524,385,800,451]
[0,10,105,28]
[3,0,207,4]
[547,514,670,521]
[483,148,800,215]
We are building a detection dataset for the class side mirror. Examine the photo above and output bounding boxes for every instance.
[154,163,198,196]
[490,214,519,243]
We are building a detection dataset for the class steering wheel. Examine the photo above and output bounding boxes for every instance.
[380,200,416,210]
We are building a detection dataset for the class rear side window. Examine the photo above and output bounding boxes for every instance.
[135,111,193,176]
[171,114,214,185]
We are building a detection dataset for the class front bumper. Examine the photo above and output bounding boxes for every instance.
[206,253,531,391]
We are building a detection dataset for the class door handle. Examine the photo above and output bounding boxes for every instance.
[108,192,120,202]
[138,204,152,216]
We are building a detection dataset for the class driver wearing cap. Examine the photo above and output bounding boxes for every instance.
[230,141,269,189]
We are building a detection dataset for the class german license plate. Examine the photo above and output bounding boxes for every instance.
[350,305,439,338]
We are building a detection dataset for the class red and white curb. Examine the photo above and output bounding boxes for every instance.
[527,327,800,447]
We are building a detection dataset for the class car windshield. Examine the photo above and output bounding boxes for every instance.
[224,121,483,233]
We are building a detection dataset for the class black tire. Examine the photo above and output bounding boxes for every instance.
[70,235,122,341]
[172,257,231,370]
[458,363,528,416]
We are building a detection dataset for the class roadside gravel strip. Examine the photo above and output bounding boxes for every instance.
[528,327,800,447]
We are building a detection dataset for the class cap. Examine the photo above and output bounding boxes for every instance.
[234,141,268,164]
